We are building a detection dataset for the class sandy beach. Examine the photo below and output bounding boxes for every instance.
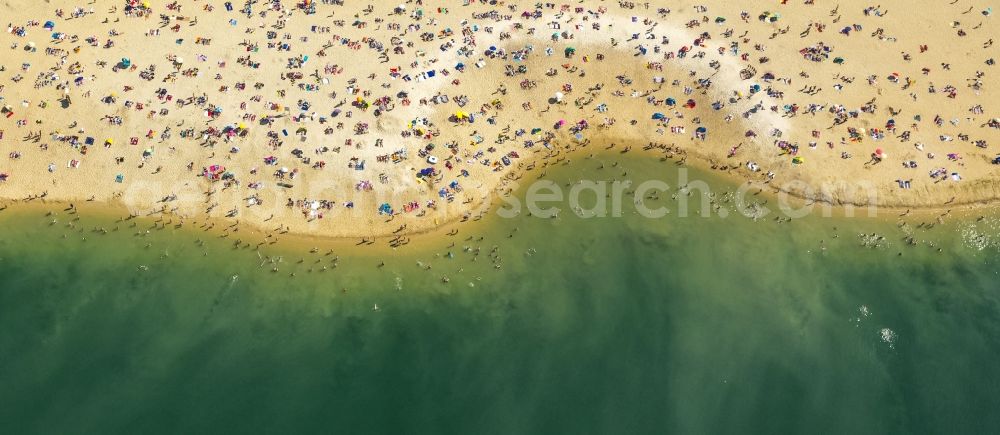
[0,0,996,239]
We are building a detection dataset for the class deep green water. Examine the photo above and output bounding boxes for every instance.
[1,157,999,434]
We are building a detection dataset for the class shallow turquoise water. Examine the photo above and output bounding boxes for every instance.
[1,157,999,434]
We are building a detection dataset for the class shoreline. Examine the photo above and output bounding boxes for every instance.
[3,143,995,250]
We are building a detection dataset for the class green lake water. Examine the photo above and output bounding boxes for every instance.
[1,156,999,434]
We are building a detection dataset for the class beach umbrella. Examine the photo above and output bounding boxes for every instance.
[665,97,676,106]
[652,112,665,120]
[792,156,805,164]
[695,126,707,133]
[554,92,564,102]
[43,21,55,30]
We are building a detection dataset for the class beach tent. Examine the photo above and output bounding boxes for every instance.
[554,92,564,102]
[651,112,666,120]
[665,97,676,106]
[695,126,707,133]
[43,21,55,30]
[792,156,805,164]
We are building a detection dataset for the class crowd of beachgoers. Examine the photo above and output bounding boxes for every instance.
[0,0,996,238]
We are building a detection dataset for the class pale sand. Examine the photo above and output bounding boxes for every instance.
[0,0,997,239]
